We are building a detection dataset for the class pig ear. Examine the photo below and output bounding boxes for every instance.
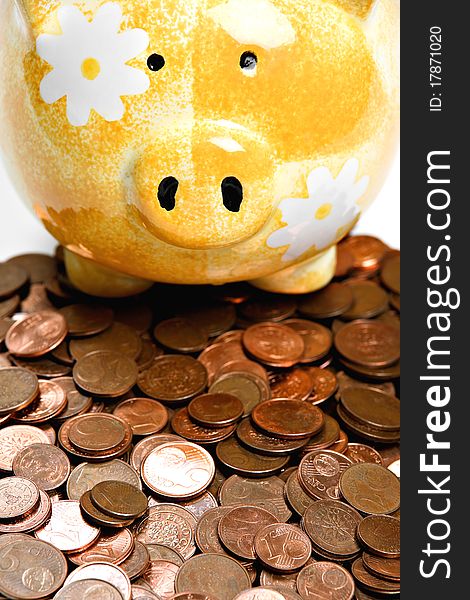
[332,0,379,20]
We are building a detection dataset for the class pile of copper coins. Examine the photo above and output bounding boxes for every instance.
[0,234,400,600]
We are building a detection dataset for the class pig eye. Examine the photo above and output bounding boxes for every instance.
[240,51,258,74]
[147,54,165,72]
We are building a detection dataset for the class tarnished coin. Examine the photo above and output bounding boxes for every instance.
[139,560,179,600]
[240,295,297,323]
[131,434,184,472]
[67,459,141,501]
[254,523,312,572]
[215,359,269,384]
[336,405,400,444]
[68,527,135,566]
[344,443,383,466]
[6,253,57,284]
[334,321,400,368]
[175,554,251,600]
[298,283,354,319]
[113,398,169,436]
[53,579,123,600]
[80,491,135,529]
[0,367,39,416]
[73,350,138,398]
[305,368,338,405]
[252,399,324,440]
[284,319,333,363]
[178,302,237,337]
[303,500,362,557]
[236,418,310,456]
[0,538,67,600]
[209,371,271,417]
[171,408,236,444]
[146,544,185,566]
[216,436,290,477]
[297,562,355,600]
[0,262,29,298]
[136,504,197,559]
[154,318,209,353]
[301,415,340,453]
[138,355,208,402]
[188,393,244,428]
[142,441,215,499]
[195,506,233,555]
[299,450,353,501]
[218,505,278,560]
[357,515,400,558]
[285,472,316,517]
[243,323,304,367]
[13,379,67,423]
[13,444,70,491]
[59,304,114,337]
[64,562,131,600]
[269,369,314,402]
[91,481,148,519]
[329,430,349,454]
[53,377,93,421]
[341,281,389,320]
[340,463,400,515]
[362,552,400,581]
[340,387,400,431]
[0,476,39,519]
[120,541,150,580]
[6,311,67,358]
[10,354,71,378]
[351,558,400,594]
[69,322,142,361]
[0,424,52,471]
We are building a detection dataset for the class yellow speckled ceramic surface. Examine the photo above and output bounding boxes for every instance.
[0,0,399,296]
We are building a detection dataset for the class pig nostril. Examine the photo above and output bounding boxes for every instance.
[158,177,179,211]
[221,177,243,213]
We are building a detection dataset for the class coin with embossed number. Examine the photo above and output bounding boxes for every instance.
[67,460,141,501]
[138,560,179,600]
[13,444,70,491]
[113,398,169,436]
[252,399,324,440]
[254,523,312,573]
[69,322,142,361]
[188,393,243,428]
[218,505,277,560]
[68,527,135,566]
[339,463,400,515]
[335,321,400,368]
[0,476,39,519]
[138,355,208,402]
[0,424,52,471]
[357,515,400,558]
[216,436,289,477]
[73,350,138,398]
[91,480,148,520]
[6,311,67,358]
[64,562,131,600]
[299,450,353,501]
[0,367,39,416]
[130,434,184,472]
[297,561,354,600]
[243,323,304,368]
[0,490,51,534]
[195,506,233,555]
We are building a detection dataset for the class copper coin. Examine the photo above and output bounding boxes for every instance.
[142,441,215,499]
[137,337,163,371]
[362,552,400,581]
[243,323,304,367]
[341,282,389,320]
[381,254,400,294]
[69,322,142,361]
[54,376,93,421]
[303,499,362,557]
[351,558,400,594]
[0,476,39,519]
[302,415,340,452]
[171,407,236,444]
[136,504,196,559]
[188,393,244,427]
[35,499,100,552]
[154,318,209,353]
[305,368,338,404]
[236,418,310,456]
[0,489,51,534]
[252,399,324,440]
[210,371,271,417]
[339,356,400,381]
[6,253,57,284]
[172,490,218,520]
[339,463,400,515]
[120,541,151,580]
[216,436,289,477]
[0,537,67,600]
[113,398,169,436]
[0,317,13,344]
[146,544,185,566]
[54,580,123,600]
[269,369,314,401]
[73,350,138,397]
[0,367,39,415]
[138,355,208,402]
[357,515,400,558]
[218,505,278,560]
[195,506,233,555]
[179,302,237,336]
[13,443,70,491]
[175,554,251,600]
[337,405,401,444]
[6,310,67,358]
[13,379,67,423]
[64,562,132,600]
[297,562,354,600]
[254,523,312,572]
[0,424,51,471]
[132,585,162,600]
[10,354,72,378]
[113,301,153,334]
[0,262,29,298]
[299,450,353,501]
[215,358,269,384]
[51,341,74,366]
[68,527,135,566]
[344,443,384,466]
[260,565,314,593]
[60,304,114,337]
[67,459,141,501]
[198,341,246,385]
[0,294,20,319]
[234,590,285,600]
[79,490,134,529]
[171,595,217,600]
[335,321,400,368]
[139,559,179,600]
[285,471,316,517]
[341,235,388,271]
[284,319,333,363]
[329,430,349,454]
[340,387,400,431]
[91,481,148,519]
[67,413,130,452]
[335,244,355,277]
[240,295,297,322]
[298,283,353,319]
[130,433,184,472]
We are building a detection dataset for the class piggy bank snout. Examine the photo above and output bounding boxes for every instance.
[131,122,276,250]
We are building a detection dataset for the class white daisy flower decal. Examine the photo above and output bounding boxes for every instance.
[267,158,369,261]
[36,2,150,127]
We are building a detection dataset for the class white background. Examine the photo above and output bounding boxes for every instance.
[0,151,400,262]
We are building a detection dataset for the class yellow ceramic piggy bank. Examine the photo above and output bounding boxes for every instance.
[0,0,399,297]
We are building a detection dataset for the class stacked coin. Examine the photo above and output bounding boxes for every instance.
[0,236,400,599]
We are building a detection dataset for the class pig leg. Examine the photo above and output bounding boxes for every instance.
[249,246,336,294]
[64,249,153,298]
